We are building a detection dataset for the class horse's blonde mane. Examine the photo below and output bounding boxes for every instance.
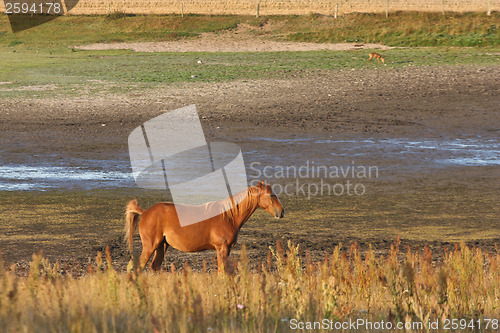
[220,185,260,222]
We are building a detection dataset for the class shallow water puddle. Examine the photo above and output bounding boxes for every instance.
[0,161,133,191]
[0,136,498,191]
[245,136,500,167]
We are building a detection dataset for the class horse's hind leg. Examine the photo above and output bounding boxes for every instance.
[139,245,155,270]
[139,235,164,270]
[151,238,168,271]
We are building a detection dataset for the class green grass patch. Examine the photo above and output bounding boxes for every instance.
[0,46,499,99]
[0,12,498,99]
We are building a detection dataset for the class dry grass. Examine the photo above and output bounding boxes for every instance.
[1,12,499,48]
[0,240,498,332]
[283,12,500,46]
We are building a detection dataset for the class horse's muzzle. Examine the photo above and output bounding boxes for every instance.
[277,209,285,219]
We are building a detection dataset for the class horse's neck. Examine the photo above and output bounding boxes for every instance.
[232,193,259,231]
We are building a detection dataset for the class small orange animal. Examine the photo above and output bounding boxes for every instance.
[367,52,385,65]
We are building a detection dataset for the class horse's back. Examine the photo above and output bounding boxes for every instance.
[141,201,211,233]
[140,202,177,228]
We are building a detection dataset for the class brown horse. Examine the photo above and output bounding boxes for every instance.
[124,182,284,272]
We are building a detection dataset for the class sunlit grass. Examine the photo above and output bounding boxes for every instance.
[284,12,500,47]
[0,240,498,332]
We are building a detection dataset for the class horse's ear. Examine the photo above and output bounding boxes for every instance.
[258,181,264,186]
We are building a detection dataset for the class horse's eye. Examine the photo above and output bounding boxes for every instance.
[270,194,276,198]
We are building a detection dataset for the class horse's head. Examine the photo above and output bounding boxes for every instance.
[255,181,285,219]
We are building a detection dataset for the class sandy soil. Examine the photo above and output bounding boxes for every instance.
[75,24,392,52]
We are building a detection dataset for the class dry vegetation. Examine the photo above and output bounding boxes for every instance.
[1,12,499,48]
[0,240,498,332]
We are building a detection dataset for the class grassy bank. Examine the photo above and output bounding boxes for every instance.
[0,12,499,98]
[0,47,499,99]
[0,12,499,48]
[0,241,498,332]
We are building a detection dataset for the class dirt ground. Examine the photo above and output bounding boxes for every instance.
[1,65,498,155]
[0,62,499,274]
[74,24,392,53]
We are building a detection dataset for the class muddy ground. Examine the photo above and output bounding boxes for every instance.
[2,66,498,154]
[0,65,499,274]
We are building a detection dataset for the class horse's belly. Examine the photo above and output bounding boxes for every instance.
[165,232,213,252]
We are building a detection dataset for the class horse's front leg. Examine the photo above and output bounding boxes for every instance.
[216,243,230,274]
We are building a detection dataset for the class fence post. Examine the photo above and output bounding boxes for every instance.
[180,0,184,17]
[334,3,338,19]
[385,0,389,18]
[441,0,445,15]
[487,0,491,15]
[256,1,260,18]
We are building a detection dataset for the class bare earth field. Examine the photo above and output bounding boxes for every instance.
[0,54,499,274]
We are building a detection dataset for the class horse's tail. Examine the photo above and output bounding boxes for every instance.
[124,199,143,253]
